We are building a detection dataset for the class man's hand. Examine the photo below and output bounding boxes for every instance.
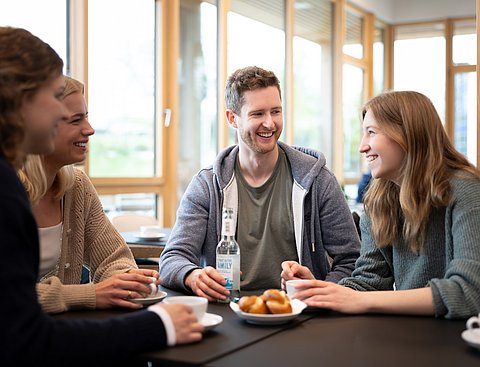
[185,267,230,302]
[160,304,204,344]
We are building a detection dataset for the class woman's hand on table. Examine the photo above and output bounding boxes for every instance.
[127,268,161,285]
[280,261,315,290]
[185,266,230,302]
[161,304,204,344]
[291,279,368,313]
[94,271,159,309]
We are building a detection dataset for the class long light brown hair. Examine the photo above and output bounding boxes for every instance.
[0,27,63,168]
[19,76,84,205]
[363,91,480,252]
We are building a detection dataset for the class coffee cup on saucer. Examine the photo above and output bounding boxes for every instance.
[140,225,162,238]
[163,296,208,321]
[467,313,480,334]
[147,279,158,298]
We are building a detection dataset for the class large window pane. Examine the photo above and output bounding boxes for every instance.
[344,9,363,59]
[453,19,476,65]
[293,0,333,165]
[0,0,67,69]
[88,0,156,177]
[454,72,477,165]
[343,64,363,178]
[394,24,446,122]
[227,0,285,145]
[178,0,217,194]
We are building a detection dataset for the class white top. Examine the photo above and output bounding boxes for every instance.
[38,222,63,279]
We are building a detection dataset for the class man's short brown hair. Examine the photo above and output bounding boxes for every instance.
[225,66,281,115]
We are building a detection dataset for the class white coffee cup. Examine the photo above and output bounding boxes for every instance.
[147,280,158,298]
[163,296,208,321]
[286,279,312,298]
[466,314,480,331]
[140,225,162,237]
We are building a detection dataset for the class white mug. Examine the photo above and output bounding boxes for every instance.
[147,281,158,298]
[285,279,311,298]
[163,296,208,321]
[466,314,480,330]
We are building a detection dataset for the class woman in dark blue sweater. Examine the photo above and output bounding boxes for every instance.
[0,27,202,366]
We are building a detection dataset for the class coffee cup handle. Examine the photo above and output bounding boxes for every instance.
[466,316,480,330]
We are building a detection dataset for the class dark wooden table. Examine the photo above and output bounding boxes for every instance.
[53,287,480,366]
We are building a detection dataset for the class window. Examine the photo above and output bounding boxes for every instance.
[178,0,218,195]
[342,64,364,179]
[452,19,476,165]
[88,0,157,178]
[373,25,385,96]
[293,0,333,164]
[342,8,367,181]
[344,9,364,59]
[227,0,285,145]
[0,0,67,70]
[394,23,446,122]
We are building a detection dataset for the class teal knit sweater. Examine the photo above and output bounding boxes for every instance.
[340,175,480,319]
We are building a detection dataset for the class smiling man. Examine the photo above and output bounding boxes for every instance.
[159,66,360,301]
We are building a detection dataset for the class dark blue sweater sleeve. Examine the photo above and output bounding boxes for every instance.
[0,160,167,366]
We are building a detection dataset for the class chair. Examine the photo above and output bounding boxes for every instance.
[111,214,160,270]
[111,214,158,232]
[352,211,361,240]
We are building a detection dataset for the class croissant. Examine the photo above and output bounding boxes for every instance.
[263,289,292,314]
[238,295,269,314]
[238,289,292,314]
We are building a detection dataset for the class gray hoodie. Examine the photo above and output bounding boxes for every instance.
[159,141,360,292]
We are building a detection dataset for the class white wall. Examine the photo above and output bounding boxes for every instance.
[349,0,475,23]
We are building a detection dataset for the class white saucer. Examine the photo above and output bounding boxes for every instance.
[133,232,166,241]
[461,329,480,350]
[201,313,223,332]
[131,291,167,306]
[230,299,307,325]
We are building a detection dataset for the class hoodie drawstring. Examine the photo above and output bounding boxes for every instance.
[310,183,316,252]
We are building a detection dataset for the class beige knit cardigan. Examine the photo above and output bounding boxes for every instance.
[37,169,137,314]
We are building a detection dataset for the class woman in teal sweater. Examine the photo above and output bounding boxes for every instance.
[282,91,480,319]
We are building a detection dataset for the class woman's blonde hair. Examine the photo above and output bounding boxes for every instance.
[363,91,480,252]
[19,76,84,205]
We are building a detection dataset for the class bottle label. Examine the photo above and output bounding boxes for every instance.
[216,254,239,290]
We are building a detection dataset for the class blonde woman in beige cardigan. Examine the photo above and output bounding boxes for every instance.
[19,76,158,314]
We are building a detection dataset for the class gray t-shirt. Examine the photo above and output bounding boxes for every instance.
[235,150,298,290]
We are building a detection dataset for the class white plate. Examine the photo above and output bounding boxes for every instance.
[133,232,166,241]
[229,299,307,325]
[201,313,223,332]
[461,329,480,350]
[131,291,167,306]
